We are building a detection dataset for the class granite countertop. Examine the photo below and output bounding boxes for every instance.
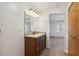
[25,32,46,38]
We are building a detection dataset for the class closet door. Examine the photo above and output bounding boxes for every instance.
[76,3,79,55]
[68,3,77,56]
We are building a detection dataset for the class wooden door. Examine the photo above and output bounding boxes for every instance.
[68,3,77,56]
[76,3,79,55]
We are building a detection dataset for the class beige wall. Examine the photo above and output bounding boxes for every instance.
[0,3,3,55]
[0,2,29,56]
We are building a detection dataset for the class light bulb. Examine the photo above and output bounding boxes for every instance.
[25,9,40,17]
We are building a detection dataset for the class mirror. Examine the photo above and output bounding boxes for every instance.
[24,12,32,35]
[24,9,40,35]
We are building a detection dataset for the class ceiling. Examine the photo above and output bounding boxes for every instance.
[25,2,71,14]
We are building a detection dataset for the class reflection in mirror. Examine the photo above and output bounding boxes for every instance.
[24,12,32,35]
[24,9,41,36]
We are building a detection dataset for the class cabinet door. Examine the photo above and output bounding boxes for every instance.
[68,3,77,56]
[25,37,36,56]
[36,47,40,56]
[36,38,40,55]
[39,35,46,53]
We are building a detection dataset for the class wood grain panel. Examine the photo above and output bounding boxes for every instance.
[68,2,77,56]
[68,2,79,56]
[76,2,79,56]
[25,37,36,56]
[25,34,46,56]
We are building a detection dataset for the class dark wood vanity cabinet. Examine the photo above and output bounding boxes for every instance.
[25,34,46,56]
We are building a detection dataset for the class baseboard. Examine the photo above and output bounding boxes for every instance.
[64,51,69,56]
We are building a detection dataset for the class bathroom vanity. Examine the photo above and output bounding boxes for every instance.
[25,32,46,56]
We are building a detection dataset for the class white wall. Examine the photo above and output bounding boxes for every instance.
[0,3,3,55]
[64,3,72,53]
[0,2,31,56]
[64,12,68,53]
[1,3,25,56]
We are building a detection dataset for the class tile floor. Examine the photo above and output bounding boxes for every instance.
[50,37,64,50]
[41,37,65,56]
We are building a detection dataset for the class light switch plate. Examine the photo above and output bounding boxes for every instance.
[0,29,1,32]
[0,28,3,33]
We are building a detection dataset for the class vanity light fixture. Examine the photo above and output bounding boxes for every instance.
[25,8,39,17]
